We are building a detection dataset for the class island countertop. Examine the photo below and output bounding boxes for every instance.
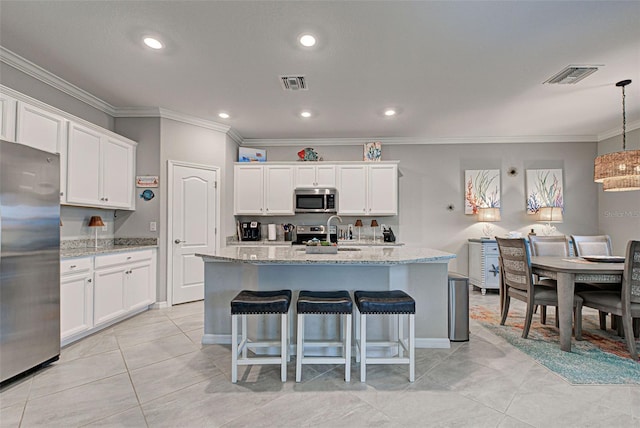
[198,245,455,265]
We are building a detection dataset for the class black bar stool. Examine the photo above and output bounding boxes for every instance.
[230,289,292,383]
[354,290,415,382]
[296,290,353,382]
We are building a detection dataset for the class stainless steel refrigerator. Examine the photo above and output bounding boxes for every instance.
[1,140,60,384]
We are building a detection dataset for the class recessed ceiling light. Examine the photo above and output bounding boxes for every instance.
[300,111,312,118]
[299,34,316,47]
[143,37,163,50]
[218,112,230,119]
[384,109,397,117]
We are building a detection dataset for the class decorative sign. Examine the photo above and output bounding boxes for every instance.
[526,169,564,214]
[464,169,501,214]
[136,176,159,188]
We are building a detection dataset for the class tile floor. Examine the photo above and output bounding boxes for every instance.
[1,289,638,427]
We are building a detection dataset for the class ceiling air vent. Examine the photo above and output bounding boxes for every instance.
[544,65,599,84]
[280,76,307,91]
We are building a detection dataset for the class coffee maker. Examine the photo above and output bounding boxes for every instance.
[240,221,261,241]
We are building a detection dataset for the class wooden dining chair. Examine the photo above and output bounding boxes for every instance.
[577,240,640,361]
[529,235,570,325]
[570,234,621,330]
[496,237,583,339]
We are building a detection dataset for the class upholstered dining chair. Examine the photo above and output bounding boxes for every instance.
[577,240,640,361]
[571,235,613,258]
[496,237,583,339]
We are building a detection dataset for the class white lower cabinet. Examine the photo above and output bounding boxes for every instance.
[60,258,94,341]
[60,249,156,345]
[468,239,500,295]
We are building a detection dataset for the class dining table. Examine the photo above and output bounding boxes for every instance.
[530,256,624,352]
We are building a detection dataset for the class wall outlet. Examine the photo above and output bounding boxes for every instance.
[150,221,157,232]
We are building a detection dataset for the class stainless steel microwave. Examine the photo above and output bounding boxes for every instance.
[294,188,337,213]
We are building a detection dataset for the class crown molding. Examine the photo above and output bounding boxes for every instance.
[0,46,118,115]
[113,106,231,133]
[241,134,597,147]
[597,119,640,142]
[226,128,243,146]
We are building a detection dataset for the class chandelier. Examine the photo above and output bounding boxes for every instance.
[594,79,640,191]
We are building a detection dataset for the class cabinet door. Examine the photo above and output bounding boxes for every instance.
[126,261,154,311]
[234,164,264,214]
[60,273,94,339]
[93,266,127,326]
[315,165,336,188]
[0,93,17,142]
[367,164,398,215]
[16,102,66,154]
[337,165,367,215]
[294,165,317,188]
[264,165,294,215]
[102,136,134,209]
[66,123,102,206]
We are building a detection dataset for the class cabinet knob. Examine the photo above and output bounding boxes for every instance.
[60,192,64,196]
[70,265,76,269]
[105,197,109,201]
[87,278,92,283]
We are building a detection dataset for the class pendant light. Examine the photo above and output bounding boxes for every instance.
[594,79,640,191]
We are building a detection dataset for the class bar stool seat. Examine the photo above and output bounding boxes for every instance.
[354,290,415,382]
[296,290,352,382]
[230,289,292,383]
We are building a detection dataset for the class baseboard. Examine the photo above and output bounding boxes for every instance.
[150,301,169,309]
[415,338,451,348]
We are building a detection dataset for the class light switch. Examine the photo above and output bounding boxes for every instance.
[150,221,157,232]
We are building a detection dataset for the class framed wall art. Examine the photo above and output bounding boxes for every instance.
[464,169,501,214]
[526,168,564,214]
[364,142,382,162]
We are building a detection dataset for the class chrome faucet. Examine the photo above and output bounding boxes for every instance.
[326,215,342,242]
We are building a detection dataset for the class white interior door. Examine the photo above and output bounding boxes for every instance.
[170,162,217,305]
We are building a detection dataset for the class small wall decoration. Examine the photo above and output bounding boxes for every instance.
[364,142,382,162]
[238,147,266,162]
[526,169,564,214]
[136,176,158,188]
[464,169,501,214]
[139,189,155,201]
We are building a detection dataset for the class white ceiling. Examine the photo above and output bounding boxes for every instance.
[1,1,639,143]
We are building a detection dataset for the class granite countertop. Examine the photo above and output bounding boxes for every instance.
[61,244,158,259]
[199,245,454,265]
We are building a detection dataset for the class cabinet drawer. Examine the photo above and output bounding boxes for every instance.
[484,245,499,255]
[94,249,153,269]
[61,257,92,275]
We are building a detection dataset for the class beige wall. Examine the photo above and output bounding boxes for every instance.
[597,128,640,255]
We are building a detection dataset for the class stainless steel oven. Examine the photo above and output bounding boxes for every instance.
[294,188,337,213]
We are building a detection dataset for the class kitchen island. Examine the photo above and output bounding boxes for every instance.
[198,245,456,349]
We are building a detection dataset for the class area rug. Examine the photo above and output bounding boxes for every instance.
[470,304,640,385]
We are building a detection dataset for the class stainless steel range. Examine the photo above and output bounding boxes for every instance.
[293,225,337,245]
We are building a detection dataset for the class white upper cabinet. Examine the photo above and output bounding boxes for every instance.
[0,93,17,142]
[294,164,336,188]
[66,122,136,210]
[234,164,295,215]
[337,163,398,216]
[264,165,294,214]
[336,164,368,215]
[367,163,398,215]
[234,164,265,214]
[16,101,67,154]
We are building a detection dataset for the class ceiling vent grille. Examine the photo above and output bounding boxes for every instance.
[544,66,599,84]
[280,76,307,91]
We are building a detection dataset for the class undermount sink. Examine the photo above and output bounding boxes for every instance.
[295,247,361,252]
